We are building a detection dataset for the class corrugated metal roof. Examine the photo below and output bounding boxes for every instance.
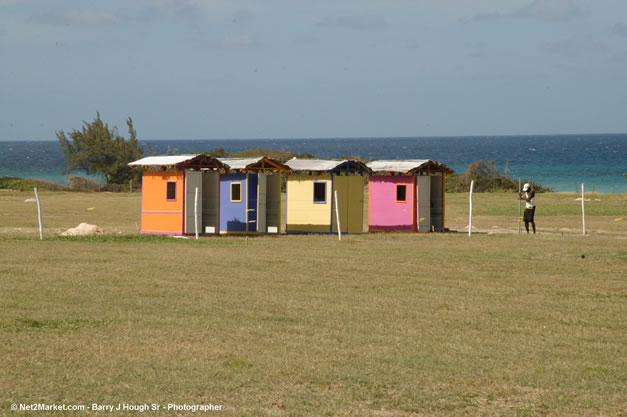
[128,154,201,167]
[217,157,265,170]
[367,159,431,173]
[285,158,349,171]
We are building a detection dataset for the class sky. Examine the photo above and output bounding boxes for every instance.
[1,0,627,140]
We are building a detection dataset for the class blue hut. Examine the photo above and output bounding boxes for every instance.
[217,157,289,234]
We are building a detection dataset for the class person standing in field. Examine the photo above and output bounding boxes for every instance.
[520,183,536,234]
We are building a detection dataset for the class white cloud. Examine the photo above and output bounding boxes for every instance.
[35,10,120,25]
[231,9,254,25]
[611,50,627,63]
[318,15,386,32]
[146,0,204,22]
[542,36,607,57]
[611,22,627,38]
[471,12,505,21]
[206,34,257,49]
[471,0,584,22]
[294,35,320,46]
[513,0,583,21]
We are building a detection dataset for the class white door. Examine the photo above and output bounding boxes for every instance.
[257,173,267,233]
[416,176,431,232]
[185,170,202,234]
[265,175,280,233]
[202,172,219,233]
[430,175,443,232]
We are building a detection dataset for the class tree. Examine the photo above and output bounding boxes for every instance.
[57,112,144,184]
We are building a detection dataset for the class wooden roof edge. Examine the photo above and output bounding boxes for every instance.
[244,157,291,172]
[407,160,454,175]
[330,159,373,174]
[175,155,228,170]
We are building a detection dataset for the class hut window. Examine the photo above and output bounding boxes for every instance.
[313,182,326,203]
[231,182,242,202]
[166,181,177,201]
[396,184,407,202]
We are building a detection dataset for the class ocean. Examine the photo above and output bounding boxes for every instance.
[1,135,625,193]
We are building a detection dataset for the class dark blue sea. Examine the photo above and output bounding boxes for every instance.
[1,135,625,193]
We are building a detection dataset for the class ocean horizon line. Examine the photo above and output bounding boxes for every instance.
[4,132,627,143]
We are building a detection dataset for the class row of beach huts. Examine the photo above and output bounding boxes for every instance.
[128,155,453,236]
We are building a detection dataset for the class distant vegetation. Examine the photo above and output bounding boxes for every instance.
[57,112,145,185]
[0,176,138,192]
[0,177,67,192]
[204,147,319,162]
[446,160,552,193]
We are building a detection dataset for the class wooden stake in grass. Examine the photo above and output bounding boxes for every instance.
[194,187,199,240]
[468,180,474,237]
[34,187,44,240]
[334,189,342,241]
[518,177,522,235]
[581,183,586,236]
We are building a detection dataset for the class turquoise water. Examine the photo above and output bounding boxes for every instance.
[1,135,625,193]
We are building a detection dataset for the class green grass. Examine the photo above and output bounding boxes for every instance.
[0,191,626,416]
[446,191,627,217]
[444,192,627,235]
[7,317,112,332]
[50,234,241,245]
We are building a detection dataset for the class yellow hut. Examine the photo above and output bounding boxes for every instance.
[284,158,370,234]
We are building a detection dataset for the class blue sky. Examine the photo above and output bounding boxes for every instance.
[1,0,627,140]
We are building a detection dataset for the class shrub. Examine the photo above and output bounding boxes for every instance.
[67,176,102,192]
[0,177,68,191]
[445,160,552,193]
[205,147,322,163]
[101,183,139,192]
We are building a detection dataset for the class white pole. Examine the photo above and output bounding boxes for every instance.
[518,177,522,234]
[468,180,474,237]
[581,183,586,236]
[334,189,342,241]
[34,187,44,240]
[194,186,199,240]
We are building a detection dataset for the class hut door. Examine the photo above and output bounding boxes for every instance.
[184,170,203,234]
[430,176,443,232]
[257,173,267,233]
[346,176,364,233]
[265,174,280,233]
[202,172,219,234]
[416,176,431,232]
[246,174,258,232]
[332,176,363,233]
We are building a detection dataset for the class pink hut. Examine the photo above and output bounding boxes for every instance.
[366,160,452,233]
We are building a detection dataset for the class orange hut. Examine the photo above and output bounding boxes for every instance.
[128,154,226,235]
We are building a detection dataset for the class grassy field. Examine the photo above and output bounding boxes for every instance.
[1,190,626,416]
[444,192,627,236]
